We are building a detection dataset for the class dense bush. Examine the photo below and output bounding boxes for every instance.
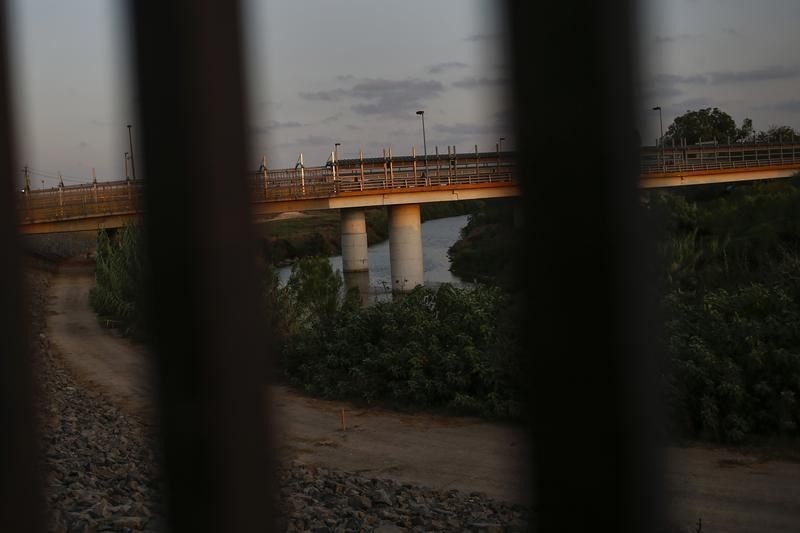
[89,225,148,338]
[447,198,521,289]
[647,178,800,442]
[267,256,526,419]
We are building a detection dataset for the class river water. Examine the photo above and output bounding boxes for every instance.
[277,214,471,296]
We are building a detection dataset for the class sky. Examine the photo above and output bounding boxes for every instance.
[637,0,800,145]
[7,0,800,187]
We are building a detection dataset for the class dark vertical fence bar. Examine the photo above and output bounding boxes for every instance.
[128,1,274,531]
[507,0,663,531]
[0,0,44,530]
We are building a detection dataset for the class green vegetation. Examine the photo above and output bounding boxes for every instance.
[265,256,526,419]
[664,107,753,144]
[662,106,797,145]
[646,176,800,443]
[89,226,148,339]
[449,178,800,443]
[447,198,521,289]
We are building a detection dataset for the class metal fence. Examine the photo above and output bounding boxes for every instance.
[640,142,800,174]
[2,0,669,531]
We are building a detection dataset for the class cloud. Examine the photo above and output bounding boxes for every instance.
[465,33,500,42]
[452,76,509,89]
[640,73,705,102]
[336,74,355,81]
[642,66,799,99]
[349,78,445,116]
[427,61,468,74]
[493,109,513,130]
[78,141,88,148]
[760,100,800,113]
[299,78,444,117]
[665,97,714,113]
[299,88,349,102]
[651,73,707,85]
[266,120,303,129]
[252,120,303,134]
[296,134,331,145]
[708,65,800,85]
[320,113,344,124]
[434,123,498,135]
[654,33,694,44]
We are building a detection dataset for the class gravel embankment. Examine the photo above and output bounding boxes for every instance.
[28,266,531,532]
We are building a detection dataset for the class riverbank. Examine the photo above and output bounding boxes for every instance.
[32,258,800,532]
[31,259,532,530]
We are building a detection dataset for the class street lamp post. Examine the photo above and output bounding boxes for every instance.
[126,124,137,180]
[333,142,341,183]
[124,152,129,180]
[416,110,427,173]
[652,106,664,170]
[498,136,505,152]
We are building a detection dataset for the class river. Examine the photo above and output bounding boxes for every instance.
[277,214,471,297]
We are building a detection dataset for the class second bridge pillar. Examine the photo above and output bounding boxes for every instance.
[388,203,424,293]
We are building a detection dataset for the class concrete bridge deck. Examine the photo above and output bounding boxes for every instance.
[15,142,800,235]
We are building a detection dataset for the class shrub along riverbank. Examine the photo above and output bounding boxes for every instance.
[447,178,800,443]
[263,256,526,419]
[646,178,800,443]
[447,198,521,289]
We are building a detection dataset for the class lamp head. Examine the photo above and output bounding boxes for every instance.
[652,106,661,111]
[416,110,424,116]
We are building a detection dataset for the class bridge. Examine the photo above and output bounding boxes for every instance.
[16,142,800,292]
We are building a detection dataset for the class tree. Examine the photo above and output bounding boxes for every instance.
[756,125,799,143]
[664,107,753,145]
[284,256,345,330]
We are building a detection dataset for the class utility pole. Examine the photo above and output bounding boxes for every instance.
[652,106,664,171]
[127,124,137,180]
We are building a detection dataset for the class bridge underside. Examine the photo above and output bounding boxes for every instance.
[250,183,519,222]
[18,183,520,234]
[639,165,799,188]
[18,212,141,235]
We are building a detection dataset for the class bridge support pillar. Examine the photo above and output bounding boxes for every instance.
[341,208,369,274]
[388,203,424,293]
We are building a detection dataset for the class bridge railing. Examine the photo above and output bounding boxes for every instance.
[640,142,800,174]
[18,152,519,226]
[249,153,517,200]
[17,180,143,225]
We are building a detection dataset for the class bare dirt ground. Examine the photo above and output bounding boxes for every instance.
[46,265,532,506]
[45,265,800,530]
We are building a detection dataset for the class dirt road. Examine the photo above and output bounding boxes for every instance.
[45,265,800,530]
[46,265,531,505]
